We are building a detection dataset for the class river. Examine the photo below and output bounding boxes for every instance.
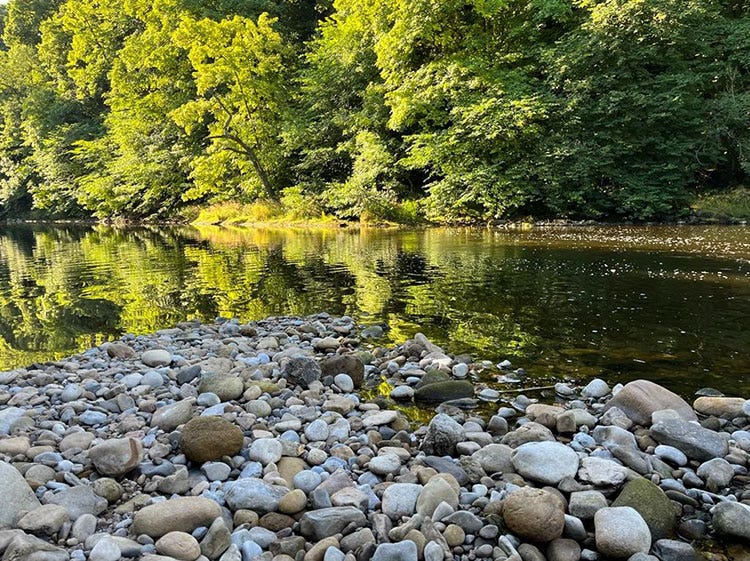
[0,224,748,398]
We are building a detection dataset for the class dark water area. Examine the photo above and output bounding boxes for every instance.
[1,224,749,399]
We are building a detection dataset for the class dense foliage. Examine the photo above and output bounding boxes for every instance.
[0,0,748,222]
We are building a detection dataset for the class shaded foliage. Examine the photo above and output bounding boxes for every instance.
[0,0,748,222]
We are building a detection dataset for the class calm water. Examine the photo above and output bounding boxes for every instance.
[1,224,749,398]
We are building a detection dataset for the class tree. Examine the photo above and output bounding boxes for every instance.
[172,13,291,201]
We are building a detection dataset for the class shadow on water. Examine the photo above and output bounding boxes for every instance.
[0,223,748,398]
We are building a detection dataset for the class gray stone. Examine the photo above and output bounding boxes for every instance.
[71,513,97,542]
[594,507,651,558]
[547,539,582,561]
[390,386,415,400]
[248,438,283,465]
[568,491,608,520]
[696,458,735,490]
[89,536,121,561]
[653,445,688,467]
[604,380,696,426]
[650,419,729,461]
[201,517,231,559]
[198,373,243,401]
[0,461,41,527]
[224,478,288,512]
[2,532,69,561]
[381,483,422,520]
[46,485,107,521]
[424,541,443,561]
[416,477,458,518]
[89,437,144,476]
[711,501,750,541]
[142,349,172,367]
[653,539,695,561]
[151,400,194,431]
[372,541,418,561]
[17,504,69,535]
[582,379,610,399]
[471,444,514,475]
[511,441,580,485]
[298,507,367,541]
[334,374,354,392]
[577,456,629,487]
[420,414,464,456]
[369,454,402,476]
[305,419,329,442]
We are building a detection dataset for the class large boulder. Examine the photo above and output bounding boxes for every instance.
[501,487,565,542]
[0,461,41,528]
[611,478,677,539]
[604,380,696,426]
[179,416,244,463]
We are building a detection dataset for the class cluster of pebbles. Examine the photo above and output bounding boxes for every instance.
[0,314,749,561]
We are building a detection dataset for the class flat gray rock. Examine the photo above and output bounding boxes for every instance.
[224,478,288,512]
[298,507,367,540]
[650,419,729,461]
[511,441,580,485]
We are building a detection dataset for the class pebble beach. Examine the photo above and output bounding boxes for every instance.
[0,314,748,561]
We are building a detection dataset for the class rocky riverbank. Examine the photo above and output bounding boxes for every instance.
[0,314,748,561]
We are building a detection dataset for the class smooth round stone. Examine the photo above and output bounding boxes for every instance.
[179,417,244,463]
[452,363,469,379]
[654,445,688,466]
[368,454,402,476]
[279,489,307,514]
[89,437,144,476]
[511,441,580,485]
[121,374,143,388]
[61,384,83,402]
[547,538,582,561]
[478,389,500,401]
[197,393,221,407]
[155,531,201,561]
[581,378,610,399]
[25,464,56,489]
[743,399,750,417]
[142,349,173,367]
[501,487,565,542]
[390,386,415,400]
[142,371,164,388]
[305,419,330,442]
[293,470,322,494]
[248,438,283,465]
[381,483,422,519]
[334,374,354,392]
[246,400,272,418]
[202,462,232,482]
[443,524,465,547]
[697,458,735,489]
[594,507,651,558]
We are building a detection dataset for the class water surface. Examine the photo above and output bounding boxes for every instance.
[1,224,748,398]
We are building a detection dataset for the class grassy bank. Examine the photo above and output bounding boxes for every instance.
[691,186,750,222]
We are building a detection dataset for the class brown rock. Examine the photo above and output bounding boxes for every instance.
[501,487,565,542]
[155,531,201,561]
[693,397,746,419]
[605,380,696,426]
[132,497,221,538]
[320,355,365,388]
[179,416,244,463]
